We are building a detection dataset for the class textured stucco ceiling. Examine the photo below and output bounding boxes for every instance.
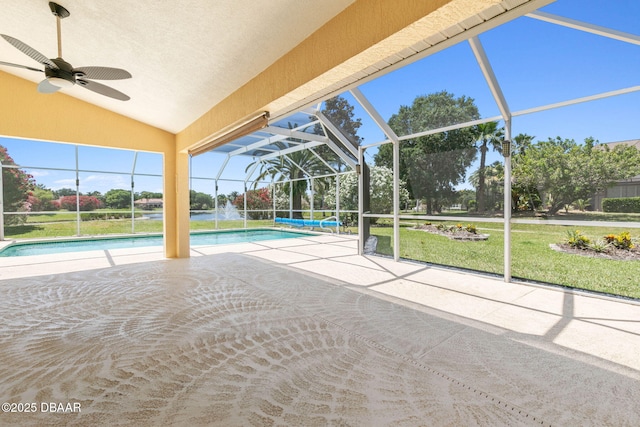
[0,0,354,133]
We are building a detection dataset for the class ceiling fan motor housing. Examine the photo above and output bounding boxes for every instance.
[45,57,76,87]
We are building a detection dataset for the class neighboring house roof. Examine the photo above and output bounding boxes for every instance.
[135,198,163,205]
[600,139,640,150]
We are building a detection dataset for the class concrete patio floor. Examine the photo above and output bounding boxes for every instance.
[0,233,639,425]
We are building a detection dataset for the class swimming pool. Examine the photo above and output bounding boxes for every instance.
[0,229,311,257]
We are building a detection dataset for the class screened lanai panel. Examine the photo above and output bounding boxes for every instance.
[0,138,76,170]
[546,0,640,32]
[512,92,640,147]
[398,130,505,275]
[133,152,163,178]
[78,146,136,174]
[212,135,262,153]
[357,41,502,138]
[478,11,640,112]
[270,112,317,130]
[331,91,388,148]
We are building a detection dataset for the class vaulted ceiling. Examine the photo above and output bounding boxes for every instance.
[0,0,354,133]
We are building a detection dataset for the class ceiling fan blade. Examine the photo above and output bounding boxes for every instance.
[1,34,58,69]
[73,66,131,80]
[37,79,62,94]
[77,79,130,101]
[0,60,43,73]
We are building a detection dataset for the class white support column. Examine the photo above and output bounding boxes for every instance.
[357,147,364,255]
[75,145,80,236]
[287,181,292,218]
[0,162,4,241]
[335,174,340,235]
[214,181,219,229]
[469,36,514,282]
[350,87,402,261]
[310,178,314,221]
[272,179,276,222]
[243,182,248,229]
[503,119,512,283]
[131,151,138,234]
[392,135,400,261]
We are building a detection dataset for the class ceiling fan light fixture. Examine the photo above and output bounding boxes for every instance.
[47,76,75,88]
[2,2,131,100]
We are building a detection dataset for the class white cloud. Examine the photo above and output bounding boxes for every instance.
[52,179,76,190]
[27,170,50,178]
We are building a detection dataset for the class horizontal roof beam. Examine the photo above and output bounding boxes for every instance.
[397,115,503,141]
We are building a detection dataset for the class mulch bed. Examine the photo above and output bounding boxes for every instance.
[413,224,489,241]
[550,244,640,261]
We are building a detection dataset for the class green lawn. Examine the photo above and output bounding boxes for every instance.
[4,216,277,239]
[372,221,640,299]
[4,214,638,299]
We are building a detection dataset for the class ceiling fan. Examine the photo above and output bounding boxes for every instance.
[0,2,131,101]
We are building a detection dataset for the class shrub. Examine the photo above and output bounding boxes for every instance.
[604,231,634,250]
[59,195,103,211]
[602,197,640,213]
[566,230,590,249]
[589,239,611,253]
[79,212,140,221]
[435,223,478,234]
[573,198,591,212]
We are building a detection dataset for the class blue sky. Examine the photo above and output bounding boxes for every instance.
[1,0,638,197]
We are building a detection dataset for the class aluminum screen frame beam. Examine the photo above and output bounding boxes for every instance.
[527,10,640,46]
[350,87,402,261]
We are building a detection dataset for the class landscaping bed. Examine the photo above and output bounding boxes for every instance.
[552,230,639,261]
[551,243,639,261]
[413,223,489,241]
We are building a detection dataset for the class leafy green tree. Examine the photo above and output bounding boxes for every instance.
[189,190,213,210]
[28,186,57,211]
[455,189,476,211]
[1,144,34,225]
[324,166,410,222]
[104,189,131,209]
[136,191,163,200]
[54,188,77,197]
[510,133,540,211]
[513,137,640,215]
[316,95,363,162]
[470,161,504,211]
[375,91,479,214]
[311,95,364,211]
[471,121,503,212]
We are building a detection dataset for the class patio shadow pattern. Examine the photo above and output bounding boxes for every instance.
[1,245,639,425]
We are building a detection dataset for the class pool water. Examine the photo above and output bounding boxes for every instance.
[0,229,310,257]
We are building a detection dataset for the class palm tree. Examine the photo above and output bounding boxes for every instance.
[472,121,504,213]
[469,161,504,211]
[248,141,328,219]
